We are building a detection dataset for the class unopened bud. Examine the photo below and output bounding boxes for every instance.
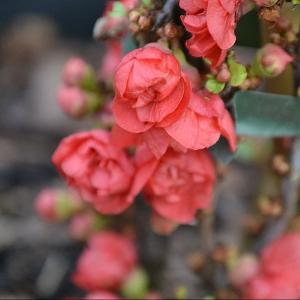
[276,17,292,32]
[35,188,83,222]
[272,154,290,175]
[229,254,259,287]
[164,23,180,39]
[252,44,293,77]
[259,7,280,22]
[69,212,109,241]
[216,68,231,83]
[58,86,102,119]
[138,15,152,31]
[63,58,89,86]
[129,10,140,23]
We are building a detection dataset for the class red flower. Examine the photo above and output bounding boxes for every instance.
[112,45,236,158]
[52,130,145,214]
[180,0,240,67]
[137,147,216,223]
[73,231,137,291]
[243,233,300,299]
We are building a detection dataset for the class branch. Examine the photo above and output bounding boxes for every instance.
[254,138,300,253]
[254,25,300,253]
[154,0,178,29]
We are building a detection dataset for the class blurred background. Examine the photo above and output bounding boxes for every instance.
[0,1,107,298]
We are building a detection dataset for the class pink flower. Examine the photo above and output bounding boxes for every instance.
[137,147,216,223]
[52,130,146,214]
[164,90,237,152]
[244,274,300,300]
[73,231,137,291]
[243,233,300,299]
[85,291,120,300]
[35,189,57,222]
[112,45,236,158]
[180,0,241,67]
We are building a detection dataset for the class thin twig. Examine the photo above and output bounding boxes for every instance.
[154,0,178,29]
[254,138,300,253]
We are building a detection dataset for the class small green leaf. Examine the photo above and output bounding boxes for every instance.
[109,2,126,18]
[233,91,300,137]
[205,78,225,94]
[142,0,152,7]
[228,56,247,87]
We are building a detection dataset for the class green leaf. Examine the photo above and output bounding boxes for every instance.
[142,0,152,7]
[292,0,300,4]
[205,78,225,94]
[228,56,247,87]
[233,91,300,136]
[109,2,126,18]
[210,137,235,165]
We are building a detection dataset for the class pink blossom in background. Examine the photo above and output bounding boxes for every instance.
[73,231,137,291]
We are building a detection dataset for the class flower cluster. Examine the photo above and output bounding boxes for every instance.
[53,44,237,225]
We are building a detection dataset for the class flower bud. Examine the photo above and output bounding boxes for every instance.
[253,0,278,7]
[216,67,231,83]
[35,188,83,222]
[69,212,109,241]
[229,254,259,287]
[58,86,102,118]
[252,44,293,77]
[63,57,91,87]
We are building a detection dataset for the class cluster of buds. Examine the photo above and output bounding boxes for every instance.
[58,58,102,118]
[270,17,298,47]
[93,0,137,40]
[256,0,280,22]
[128,9,153,33]
[35,188,83,222]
